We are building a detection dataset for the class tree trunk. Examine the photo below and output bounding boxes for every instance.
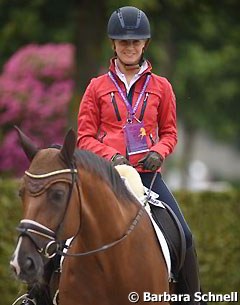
[74,0,107,95]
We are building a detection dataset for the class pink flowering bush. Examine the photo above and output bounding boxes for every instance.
[0,44,75,176]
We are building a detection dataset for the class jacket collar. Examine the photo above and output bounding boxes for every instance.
[109,57,152,76]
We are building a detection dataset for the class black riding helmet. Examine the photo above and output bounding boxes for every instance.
[107,6,151,40]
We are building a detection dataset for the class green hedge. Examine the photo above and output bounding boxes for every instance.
[176,191,240,299]
[0,179,25,304]
[1,179,240,304]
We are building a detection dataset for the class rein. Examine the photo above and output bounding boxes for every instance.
[58,205,145,257]
[19,166,146,259]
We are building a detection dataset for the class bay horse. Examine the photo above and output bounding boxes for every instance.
[10,128,170,305]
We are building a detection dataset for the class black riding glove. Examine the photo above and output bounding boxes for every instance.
[111,154,130,166]
[138,151,163,171]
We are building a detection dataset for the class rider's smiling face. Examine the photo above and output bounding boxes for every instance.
[113,39,146,65]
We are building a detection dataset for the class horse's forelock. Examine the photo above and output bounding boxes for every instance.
[28,148,64,174]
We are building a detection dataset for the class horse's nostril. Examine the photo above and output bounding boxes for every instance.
[24,257,35,271]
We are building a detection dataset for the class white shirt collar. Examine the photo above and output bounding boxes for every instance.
[114,59,148,94]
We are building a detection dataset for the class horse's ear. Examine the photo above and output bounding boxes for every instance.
[59,129,76,166]
[15,126,39,161]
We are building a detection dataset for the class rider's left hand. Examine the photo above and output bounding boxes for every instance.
[138,151,163,171]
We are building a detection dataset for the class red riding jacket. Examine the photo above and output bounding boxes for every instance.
[77,60,177,172]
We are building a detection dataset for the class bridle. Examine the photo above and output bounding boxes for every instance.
[17,166,145,259]
[17,168,78,258]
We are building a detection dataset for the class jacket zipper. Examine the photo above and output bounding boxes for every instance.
[149,133,155,145]
[110,92,121,121]
[138,93,149,122]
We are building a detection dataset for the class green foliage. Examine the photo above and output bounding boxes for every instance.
[174,40,240,141]
[1,179,240,304]
[0,0,75,70]
[0,178,23,303]
[176,190,240,300]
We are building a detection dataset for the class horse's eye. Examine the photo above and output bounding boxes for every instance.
[48,189,65,202]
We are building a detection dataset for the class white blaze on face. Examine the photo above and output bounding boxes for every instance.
[10,237,23,275]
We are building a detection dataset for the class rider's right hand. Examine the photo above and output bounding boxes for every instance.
[111,154,130,166]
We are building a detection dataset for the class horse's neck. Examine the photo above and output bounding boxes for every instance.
[78,171,137,247]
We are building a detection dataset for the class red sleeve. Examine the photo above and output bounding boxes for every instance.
[77,79,119,160]
[150,80,177,159]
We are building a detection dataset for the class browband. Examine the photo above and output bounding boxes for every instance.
[25,169,77,179]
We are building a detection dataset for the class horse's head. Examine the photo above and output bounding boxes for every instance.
[10,128,80,285]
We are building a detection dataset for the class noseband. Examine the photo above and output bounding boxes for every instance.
[17,219,58,259]
[17,166,145,259]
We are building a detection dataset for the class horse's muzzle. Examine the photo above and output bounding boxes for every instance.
[10,236,44,285]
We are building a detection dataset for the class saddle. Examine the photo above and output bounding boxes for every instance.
[115,165,186,281]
